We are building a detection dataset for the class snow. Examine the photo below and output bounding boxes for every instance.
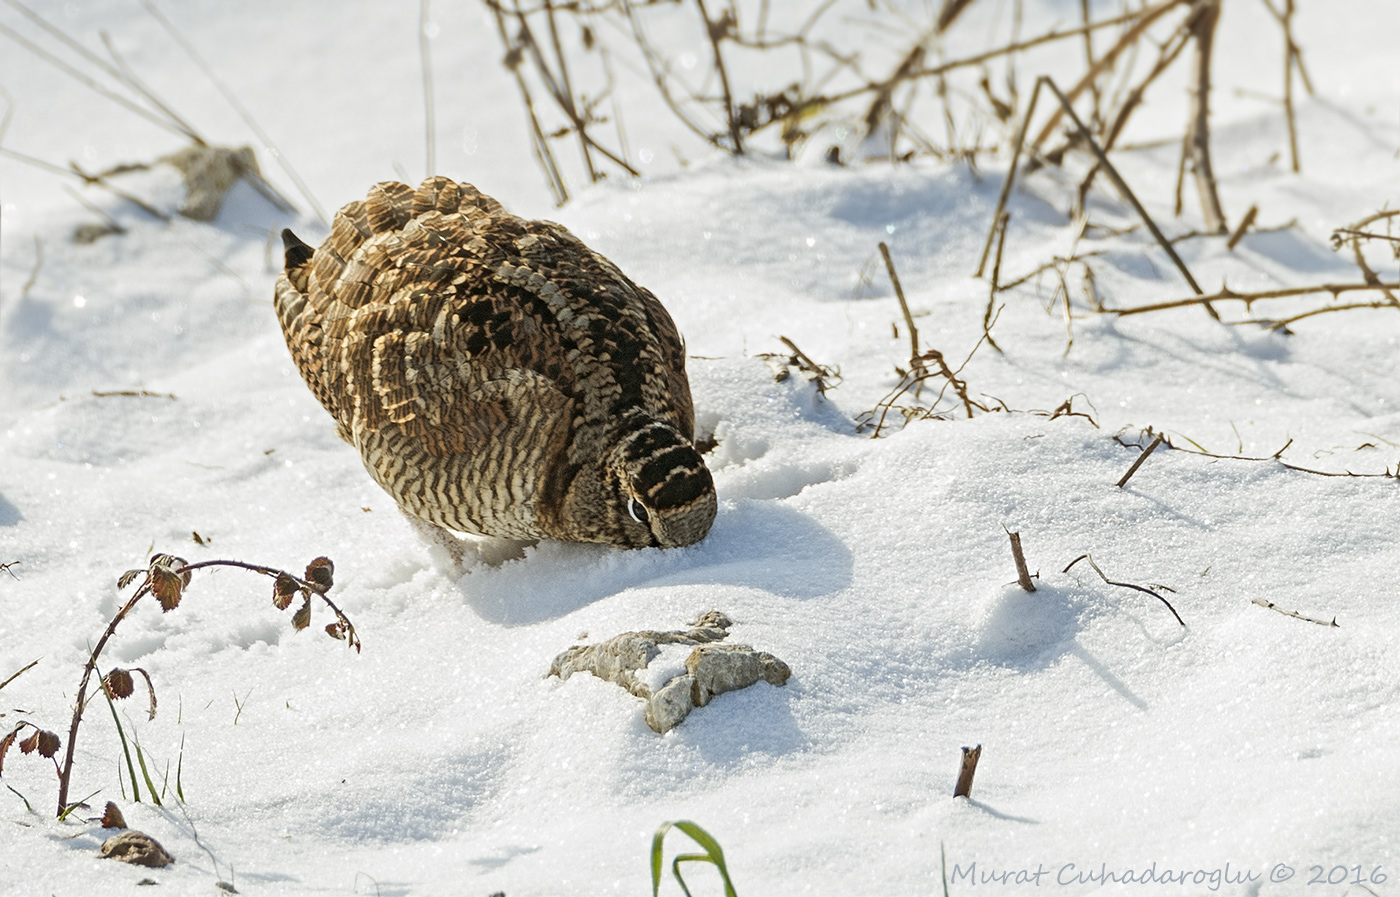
[3,1,1400,894]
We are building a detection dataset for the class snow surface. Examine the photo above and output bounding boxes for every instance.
[2,1,1400,895]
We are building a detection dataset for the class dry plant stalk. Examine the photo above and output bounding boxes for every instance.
[983,212,1010,353]
[953,744,982,798]
[1183,0,1226,233]
[1110,280,1400,320]
[1116,434,1164,487]
[1251,597,1337,628]
[1226,204,1259,251]
[0,553,359,817]
[859,342,989,437]
[1005,528,1036,592]
[1041,77,1217,318]
[878,241,922,368]
[1064,553,1185,626]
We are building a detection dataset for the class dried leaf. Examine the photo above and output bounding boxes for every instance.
[133,668,158,721]
[272,572,299,610]
[117,569,143,590]
[303,557,334,592]
[149,554,191,588]
[0,727,17,775]
[104,669,136,700]
[291,598,311,632]
[35,729,58,758]
[18,728,58,758]
[325,621,346,641]
[149,567,184,612]
[101,801,127,829]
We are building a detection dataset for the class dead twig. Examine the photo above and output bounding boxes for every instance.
[1004,528,1036,592]
[1030,0,1190,150]
[1111,280,1400,317]
[983,212,1009,353]
[1115,433,1164,488]
[878,241,922,369]
[1251,597,1337,628]
[1183,0,1227,233]
[1040,76,1217,319]
[1226,204,1259,250]
[420,0,437,177]
[1063,553,1185,626]
[695,0,743,154]
[91,390,178,399]
[953,744,982,798]
[1117,427,1400,480]
[137,0,324,224]
[773,336,841,394]
[489,3,568,205]
[0,659,37,690]
[976,77,1041,277]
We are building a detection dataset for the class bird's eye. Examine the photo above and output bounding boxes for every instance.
[627,498,650,525]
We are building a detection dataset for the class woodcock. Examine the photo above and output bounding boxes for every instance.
[273,177,716,549]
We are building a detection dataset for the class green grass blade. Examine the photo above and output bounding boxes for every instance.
[99,676,141,803]
[131,731,162,807]
[5,782,33,812]
[58,788,102,821]
[175,733,185,804]
[652,821,738,897]
[651,822,672,896]
[672,853,712,897]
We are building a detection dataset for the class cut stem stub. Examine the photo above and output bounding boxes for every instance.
[954,744,983,798]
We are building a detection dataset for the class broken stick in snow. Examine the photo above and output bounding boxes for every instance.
[1005,528,1037,592]
[954,744,982,798]
[1251,597,1338,628]
[1116,434,1165,487]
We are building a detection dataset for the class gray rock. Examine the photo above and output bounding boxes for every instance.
[99,830,174,868]
[551,611,791,733]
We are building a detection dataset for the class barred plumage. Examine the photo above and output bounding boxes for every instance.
[273,177,716,549]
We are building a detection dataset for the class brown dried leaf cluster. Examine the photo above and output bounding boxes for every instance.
[0,722,61,777]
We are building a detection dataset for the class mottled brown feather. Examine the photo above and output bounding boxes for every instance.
[273,177,715,548]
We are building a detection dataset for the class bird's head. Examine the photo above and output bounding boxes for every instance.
[601,416,716,549]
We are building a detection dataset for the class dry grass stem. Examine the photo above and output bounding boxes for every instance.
[0,659,39,692]
[983,212,1009,353]
[1116,433,1165,487]
[420,0,436,177]
[878,241,922,369]
[1251,596,1337,628]
[976,77,1041,277]
[1041,76,1217,318]
[694,0,743,154]
[953,744,982,798]
[136,0,322,223]
[1111,280,1400,317]
[1030,0,1189,150]
[1184,0,1226,233]
[1118,427,1400,480]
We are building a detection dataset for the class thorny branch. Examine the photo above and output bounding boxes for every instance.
[1063,553,1185,626]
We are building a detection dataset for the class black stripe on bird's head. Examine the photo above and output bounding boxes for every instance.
[611,417,716,548]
